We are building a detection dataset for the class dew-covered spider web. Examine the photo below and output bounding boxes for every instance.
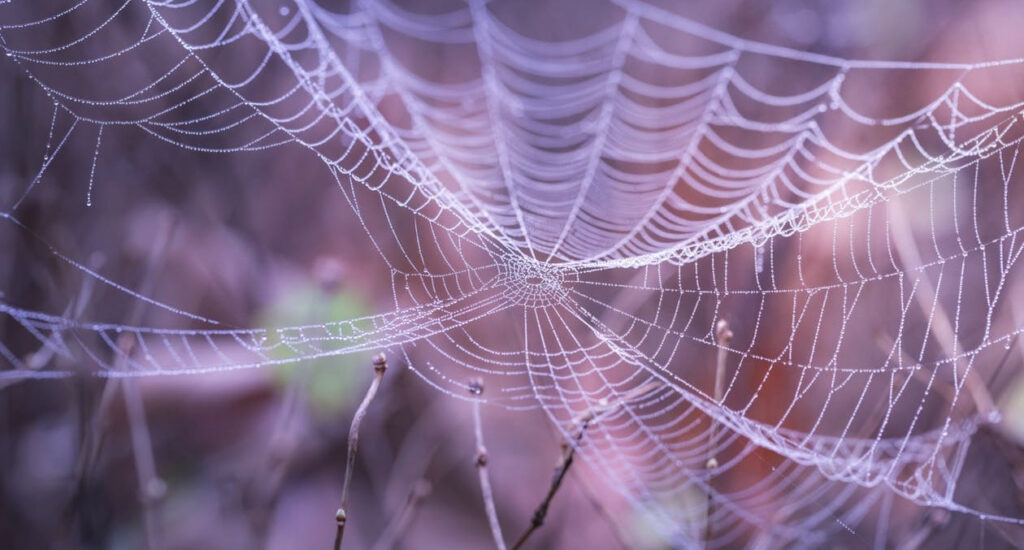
[4,0,1024,547]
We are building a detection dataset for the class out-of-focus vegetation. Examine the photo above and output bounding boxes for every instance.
[260,275,371,417]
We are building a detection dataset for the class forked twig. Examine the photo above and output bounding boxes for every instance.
[470,379,507,550]
[706,319,732,546]
[510,381,661,550]
[334,353,388,550]
[119,335,165,550]
[895,509,950,550]
[569,467,632,549]
[510,416,590,550]
[467,379,661,550]
[887,199,996,417]
[117,220,175,550]
[370,476,433,550]
[247,374,306,543]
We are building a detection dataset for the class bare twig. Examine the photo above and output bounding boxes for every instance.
[118,336,165,550]
[495,381,661,550]
[18,252,103,379]
[876,332,958,405]
[470,379,507,550]
[116,220,175,550]
[334,352,388,550]
[58,254,111,543]
[370,476,433,550]
[510,416,592,550]
[569,466,632,549]
[247,376,306,546]
[706,319,732,546]
[888,199,996,418]
[590,381,663,423]
[713,320,732,408]
[895,509,950,550]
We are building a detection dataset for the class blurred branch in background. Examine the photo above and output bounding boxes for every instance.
[705,319,732,546]
[510,413,590,550]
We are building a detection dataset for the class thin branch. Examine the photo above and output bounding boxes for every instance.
[516,381,662,550]
[569,466,632,549]
[370,476,432,550]
[713,320,731,407]
[117,335,165,550]
[706,318,732,546]
[117,220,175,550]
[510,416,592,550]
[334,352,388,550]
[887,199,996,418]
[895,509,950,550]
[570,383,662,550]
[470,379,507,550]
[19,252,102,378]
[876,332,957,404]
[60,254,111,544]
[247,375,306,545]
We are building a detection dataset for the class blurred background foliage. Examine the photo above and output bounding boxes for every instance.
[259,275,371,418]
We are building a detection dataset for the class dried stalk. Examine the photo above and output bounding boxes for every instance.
[248,376,306,544]
[887,199,996,417]
[706,319,732,546]
[519,381,662,549]
[470,379,507,550]
[895,509,950,550]
[461,380,660,550]
[118,335,165,550]
[569,466,632,549]
[117,220,174,550]
[510,417,593,550]
[370,476,432,550]
[334,353,388,550]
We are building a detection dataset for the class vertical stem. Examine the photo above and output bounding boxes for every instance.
[507,383,657,550]
[510,417,590,550]
[335,353,388,550]
[470,379,507,550]
[569,466,632,549]
[122,370,163,550]
[706,319,732,547]
[116,220,174,550]
[887,199,996,417]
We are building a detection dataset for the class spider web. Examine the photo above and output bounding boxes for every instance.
[3,0,1024,546]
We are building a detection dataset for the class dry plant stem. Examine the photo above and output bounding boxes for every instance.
[115,221,174,550]
[370,478,432,550]
[19,253,101,377]
[888,199,996,417]
[875,333,957,404]
[370,458,434,550]
[334,353,388,550]
[470,380,507,550]
[706,319,732,547]
[249,378,305,544]
[570,467,631,549]
[370,396,445,550]
[511,417,591,550]
[61,256,111,539]
[515,381,660,550]
[895,509,950,550]
[122,371,162,550]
